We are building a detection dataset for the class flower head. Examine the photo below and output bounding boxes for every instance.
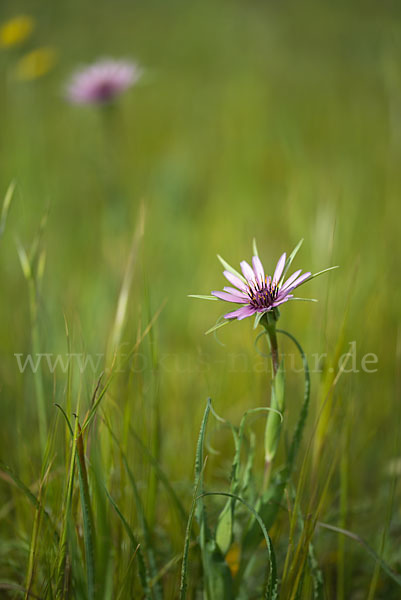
[189,240,338,331]
[212,251,312,321]
[65,59,142,105]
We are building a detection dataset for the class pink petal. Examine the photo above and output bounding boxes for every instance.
[280,269,302,292]
[223,286,248,298]
[272,296,292,308]
[211,291,248,303]
[252,255,265,285]
[224,306,256,320]
[240,260,256,284]
[223,270,247,291]
[273,253,286,284]
[285,272,311,293]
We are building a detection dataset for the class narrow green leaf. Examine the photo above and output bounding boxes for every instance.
[105,487,151,597]
[194,399,211,524]
[184,399,233,598]
[76,425,96,600]
[103,419,160,596]
[55,403,80,600]
[310,265,339,280]
[179,460,204,600]
[54,404,74,438]
[128,424,187,526]
[254,311,266,329]
[16,239,32,280]
[252,238,259,257]
[25,462,53,597]
[318,521,401,588]
[205,319,231,336]
[180,400,211,600]
[242,430,256,500]
[278,330,310,473]
[280,239,303,283]
[0,463,56,536]
[0,181,15,240]
[188,294,218,301]
[123,456,162,599]
[108,204,145,355]
[215,500,233,556]
[217,254,247,284]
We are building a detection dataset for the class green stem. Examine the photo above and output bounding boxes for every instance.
[261,310,281,490]
[261,309,280,376]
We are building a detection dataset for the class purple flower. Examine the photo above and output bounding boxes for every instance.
[66,59,142,105]
[189,241,338,331]
[211,251,312,321]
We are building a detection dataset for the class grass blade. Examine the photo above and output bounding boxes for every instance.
[76,423,96,600]
[180,399,211,599]
[0,181,15,240]
[318,521,401,588]
[104,487,151,598]
[128,424,187,527]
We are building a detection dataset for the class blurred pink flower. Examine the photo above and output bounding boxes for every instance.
[66,59,142,105]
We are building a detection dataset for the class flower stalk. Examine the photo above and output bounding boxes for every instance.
[262,309,285,486]
[261,309,280,376]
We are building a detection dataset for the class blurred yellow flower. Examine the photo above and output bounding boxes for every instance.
[15,47,57,80]
[225,542,240,577]
[0,15,35,48]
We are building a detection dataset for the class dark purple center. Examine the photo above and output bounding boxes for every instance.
[247,280,278,310]
[94,81,116,101]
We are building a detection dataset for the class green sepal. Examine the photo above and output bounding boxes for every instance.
[188,294,218,301]
[280,238,303,284]
[217,254,247,285]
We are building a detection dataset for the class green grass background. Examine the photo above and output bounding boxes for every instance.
[1,0,401,598]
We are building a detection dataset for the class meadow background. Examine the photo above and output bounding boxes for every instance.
[1,0,401,598]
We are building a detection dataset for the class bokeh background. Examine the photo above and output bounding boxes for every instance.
[1,0,401,598]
